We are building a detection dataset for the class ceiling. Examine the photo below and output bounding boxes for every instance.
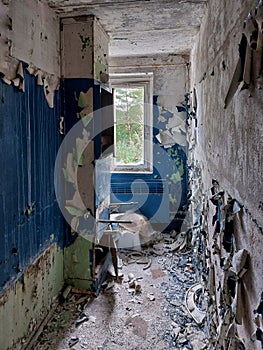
[48,0,208,57]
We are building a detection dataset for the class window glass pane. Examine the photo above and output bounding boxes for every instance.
[114,87,144,165]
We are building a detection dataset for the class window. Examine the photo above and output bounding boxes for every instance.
[110,73,153,173]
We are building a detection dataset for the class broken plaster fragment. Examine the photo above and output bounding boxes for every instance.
[1,75,11,85]
[75,313,89,326]
[59,116,64,135]
[68,336,79,348]
[17,62,23,79]
[62,285,72,300]
[26,66,35,75]
[185,283,206,325]
[89,315,96,323]
[17,62,25,92]
[166,113,185,129]
[12,77,20,87]
[147,293,155,301]
[156,129,186,147]
[78,88,93,126]
[43,75,59,108]
[34,69,44,85]
[170,129,187,147]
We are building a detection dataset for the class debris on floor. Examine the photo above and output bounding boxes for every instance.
[33,235,209,350]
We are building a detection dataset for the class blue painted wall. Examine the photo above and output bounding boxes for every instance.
[62,78,108,247]
[0,65,65,291]
[111,95,188,231]
[0,69,188,293]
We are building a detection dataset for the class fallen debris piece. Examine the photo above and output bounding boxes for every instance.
[150,247,164,256]
[68,336,79,347]
[185,283,206,325]
[128,296,143,304]
[62,285,72,300]
[106,280,116,290]
[173,326,181,339]
[128,273,135,281]
[143,257,152,270]
[75,313,89,326]
[75,296,90,305]
[89,315,96,323]
[147,293,155,301]
[164,232,187,252]
[71,287,94,295]
[127,251,150,265]
[128,278,142,293]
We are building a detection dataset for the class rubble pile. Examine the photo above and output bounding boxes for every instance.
[32,232,210,350]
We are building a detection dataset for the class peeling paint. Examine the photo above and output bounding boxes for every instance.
[59,116,64,135]
[0,244,63,350]
[78,33,90,59]
[189,1,263,348]
[61,16,109,83]
[77,87,93,125]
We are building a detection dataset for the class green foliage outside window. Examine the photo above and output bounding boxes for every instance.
[114,87,144,165]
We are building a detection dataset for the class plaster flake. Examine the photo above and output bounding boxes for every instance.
[166,114,185,129]
[189,2,263,348]
[23,64,60,108]
[0,244,63,350]
[77,88,93,125]
[155,94,187,148]
[157,95,183,116]
[9,0,60,76]
[48,0,207,57]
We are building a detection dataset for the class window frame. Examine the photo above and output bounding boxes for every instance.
[110,72,153,173]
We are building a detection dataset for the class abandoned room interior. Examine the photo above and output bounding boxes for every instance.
[0,0,262,349]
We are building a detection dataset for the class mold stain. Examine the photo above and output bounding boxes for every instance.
[78,33,90,59]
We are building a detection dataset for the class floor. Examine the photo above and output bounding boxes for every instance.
[33,236,208,350]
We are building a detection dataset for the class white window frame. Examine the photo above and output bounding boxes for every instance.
[110,72,153,173]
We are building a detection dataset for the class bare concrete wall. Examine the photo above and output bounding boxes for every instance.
[190,0,263,348]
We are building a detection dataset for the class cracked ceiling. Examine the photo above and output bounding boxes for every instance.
[47,0,208,57]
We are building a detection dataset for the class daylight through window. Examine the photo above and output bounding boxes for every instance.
[114,87,144,166]
[110,72,153,173]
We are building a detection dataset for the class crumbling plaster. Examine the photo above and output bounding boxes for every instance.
[109,54,189,102]
[0,0,60,79]
[189,0,263,348]
[110,54,189,222]
[0,244,63,350]
[190,0,262,226]
[0,2,63,349]
[48,0,207,57]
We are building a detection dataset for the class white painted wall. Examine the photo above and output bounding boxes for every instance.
[0,0,60,78]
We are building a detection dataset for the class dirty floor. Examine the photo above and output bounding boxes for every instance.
[33,241,208,350]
